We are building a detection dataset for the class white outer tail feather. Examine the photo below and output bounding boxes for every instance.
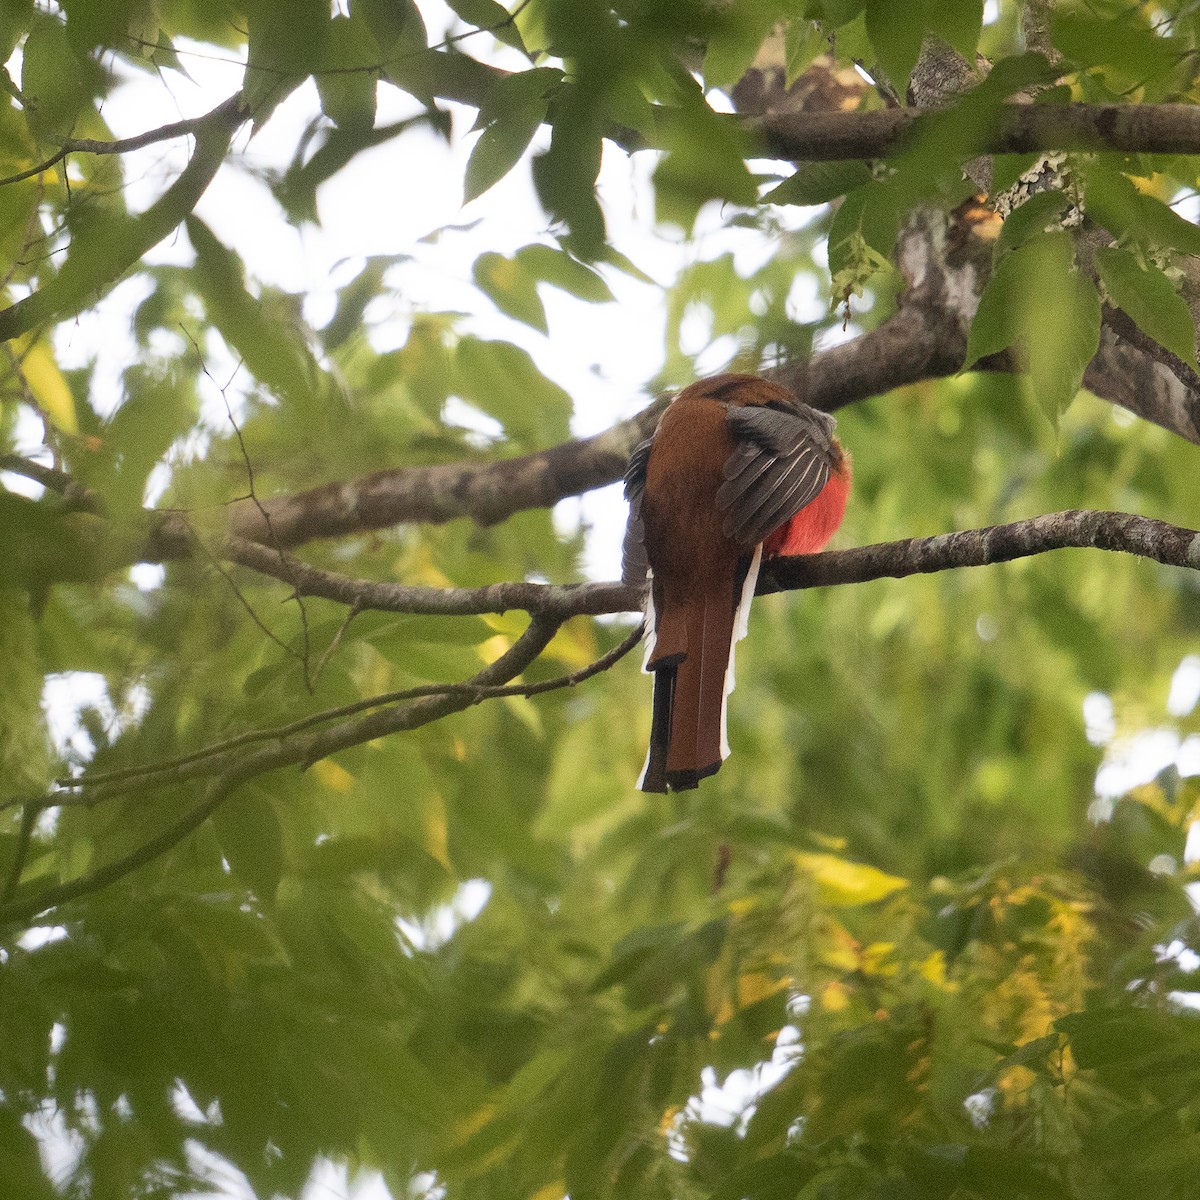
[720,543,761,760]
[635,587,658,789]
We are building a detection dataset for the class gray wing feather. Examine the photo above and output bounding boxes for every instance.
[622,437,654,584]
[717,404,835,547]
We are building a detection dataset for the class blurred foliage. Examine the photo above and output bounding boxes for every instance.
[2,0,1200,1197]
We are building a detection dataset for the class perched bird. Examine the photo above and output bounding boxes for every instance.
[623,373,851,792]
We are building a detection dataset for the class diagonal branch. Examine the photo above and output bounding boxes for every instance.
[219,403,668,548]
[213,289,979,552]
[0,614,561,925]
[46,622,644,805]
[0,95,247,344]
[0,94,246,189]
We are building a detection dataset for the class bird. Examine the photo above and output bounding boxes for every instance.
[623,373,851,793]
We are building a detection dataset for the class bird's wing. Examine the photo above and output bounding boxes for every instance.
[717,404,834,547]
[621,436,654,584]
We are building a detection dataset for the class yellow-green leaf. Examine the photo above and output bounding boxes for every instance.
[794,851,909,907]
[18,338,77,433]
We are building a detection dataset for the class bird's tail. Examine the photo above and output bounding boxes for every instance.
[638,548,761,792]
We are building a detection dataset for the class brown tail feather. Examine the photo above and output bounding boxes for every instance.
[640,570,737,793]
[696,588,736,771]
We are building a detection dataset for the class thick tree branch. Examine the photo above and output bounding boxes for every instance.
[214,212,984,555]
[1085,323,1200,444]
[226,510,1200,623]
[759,510,1200,593]
[753,103,1200,162]
[220,400,668,547]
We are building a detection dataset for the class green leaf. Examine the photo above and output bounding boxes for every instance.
[211,787,286,902]
[765,161,873,208]
[243,0,328,126]
[654,97,758,232]
[0,1107,59,1200]
[702,5,778,90]
[354,0,426,54]
[827,178,900,288]
[319,257,388,351]
[969,51,1063,105]
[0,0,32,64]
[812,0,867,26]
[471,65,563,130]
[21,17,94,138]
[1084,165,1200,258]
[463,71,562,202]
[967,232,1100,424]
[995,190,1072,255]
[515,244,615,303]
[454,337,572,445]
[100,373,197,512]
[784,19,826,88]
[315,13,379,131]
[532,105,607,258]
[866,0,923,93]
[446,0,527,53]
[473,251,548,332]
[596,244,656,285]
[923,0,983,61]
[464,111,542,203]
[1051,11,1184,85]
[186,216,319,405]
[1096,246,1199,372]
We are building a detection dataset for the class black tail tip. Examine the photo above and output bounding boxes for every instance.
[639,760,722,793]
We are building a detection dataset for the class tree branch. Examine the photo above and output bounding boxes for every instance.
[0,95,247,344]
[759,510,1200,593]
[753,102,1200,162]
[226,535,632,617]
[219,400,668,548]
[228,510,1200,622]
[48,622,644,805]
[6,507,1194,923]
[0,94,246,188]
[0,615,562,924]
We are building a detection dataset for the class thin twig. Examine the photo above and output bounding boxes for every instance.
[48,621,643,803]
[183,326,314,686]
[185,516,308,667]
[311,599,362,686]
[0,94,244,189]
